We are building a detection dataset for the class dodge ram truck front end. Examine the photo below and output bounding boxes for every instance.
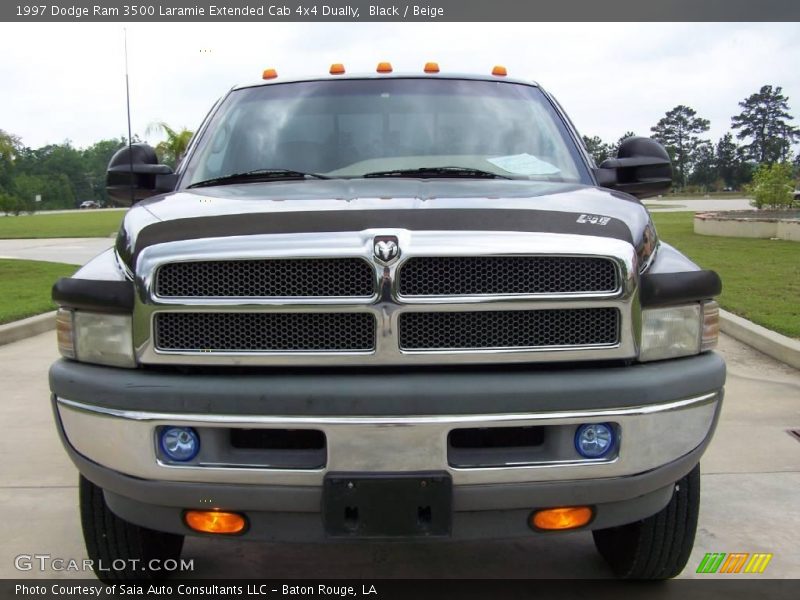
[50,69,725,581]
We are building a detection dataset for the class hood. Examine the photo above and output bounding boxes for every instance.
[116,179,654,269]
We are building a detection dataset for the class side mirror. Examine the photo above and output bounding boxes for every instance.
[106,143,177,207]
[594,137,672,199]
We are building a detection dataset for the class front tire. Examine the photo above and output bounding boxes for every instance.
[592,464,700,579]
[79,475,185,583]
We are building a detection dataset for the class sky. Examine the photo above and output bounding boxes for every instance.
[1,22,799,151]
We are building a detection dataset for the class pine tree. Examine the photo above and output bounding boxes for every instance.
[731,85,799,164]
[650,106,710,188]
[581,135,613,164]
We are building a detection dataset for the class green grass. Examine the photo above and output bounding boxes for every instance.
[0,259,78,324]
[0,210,125,239]
[651,212,800,338]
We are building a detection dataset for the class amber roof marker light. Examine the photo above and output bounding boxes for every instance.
[330,63,345,75]
[424,62,440,73]
[376,62,393,73]
[262,68,278,80]
[492,65,508,77]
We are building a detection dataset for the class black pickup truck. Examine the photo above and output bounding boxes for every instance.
[50,66,724,581]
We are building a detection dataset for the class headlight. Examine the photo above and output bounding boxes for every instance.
[639,301,719,362]
[56,308,136,368]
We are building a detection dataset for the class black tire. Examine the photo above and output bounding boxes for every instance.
[79,475,185,583]
[592,463,700,579]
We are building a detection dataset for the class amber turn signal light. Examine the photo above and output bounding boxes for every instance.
[531,506,593,531]
[262,68,278,80]
[185,510,246,534]
[492,65,508,77]
[376,62,393,73]
[56,308,75,359]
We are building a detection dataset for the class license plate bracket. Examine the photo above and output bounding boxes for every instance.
[323,472,452,538]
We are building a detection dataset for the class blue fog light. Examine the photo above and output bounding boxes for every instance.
[575,423,615,458]
[160,427,200,462]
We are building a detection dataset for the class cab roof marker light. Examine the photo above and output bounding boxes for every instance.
[262,68,278,80]
[329,63,345,75]
[376,62,393,73]
[424,62,440,73]
[492,65,508,77]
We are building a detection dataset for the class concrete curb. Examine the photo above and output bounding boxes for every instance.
[720,309,800,370]
[0,311,56,347]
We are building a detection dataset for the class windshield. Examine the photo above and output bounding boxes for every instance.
[182,78,591,186]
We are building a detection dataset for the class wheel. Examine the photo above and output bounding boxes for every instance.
[79,475,184,583]
[592,463,700,579]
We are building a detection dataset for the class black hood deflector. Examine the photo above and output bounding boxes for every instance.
[132,208,633,265]
[117,180,651,268]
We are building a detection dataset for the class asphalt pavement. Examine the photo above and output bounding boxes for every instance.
[0,332,797,580]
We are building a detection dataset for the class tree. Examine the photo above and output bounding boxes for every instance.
[715,133,738,188]
[83,138,127,204]
[0,192,15,215]
[731,85,799,164]
[688,141,717,190]
[617,131,637,146]
[11,172,75,211]
[147,122,194,168]
[747,162,794,210]
[0,129,21,162]
[651,106,710,189]
[714,133,754,190]
[0,129,22,191]
[582,135,613,165]
[15,142,90,206]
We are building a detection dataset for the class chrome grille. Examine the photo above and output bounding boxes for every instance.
[399,308,619,350]
[398,256,617,296]
[155,258,375,298]
[137,232,637,366]
[155,312,375,352]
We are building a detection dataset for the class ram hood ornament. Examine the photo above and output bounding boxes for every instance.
[373,235,400,264]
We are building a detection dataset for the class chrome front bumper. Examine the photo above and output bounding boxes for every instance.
[56,391,720,488]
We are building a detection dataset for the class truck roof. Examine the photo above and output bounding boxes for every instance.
[232,71,541,92]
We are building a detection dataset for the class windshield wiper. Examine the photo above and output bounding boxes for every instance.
[188,168,330,189]
[362,166,511,179]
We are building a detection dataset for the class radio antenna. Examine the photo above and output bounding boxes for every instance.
[124,28,134,205]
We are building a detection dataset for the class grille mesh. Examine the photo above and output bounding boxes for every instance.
[399,308,619,350]
[155,312,375,352]
[398,256,617,296]
[156,258,375,298]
